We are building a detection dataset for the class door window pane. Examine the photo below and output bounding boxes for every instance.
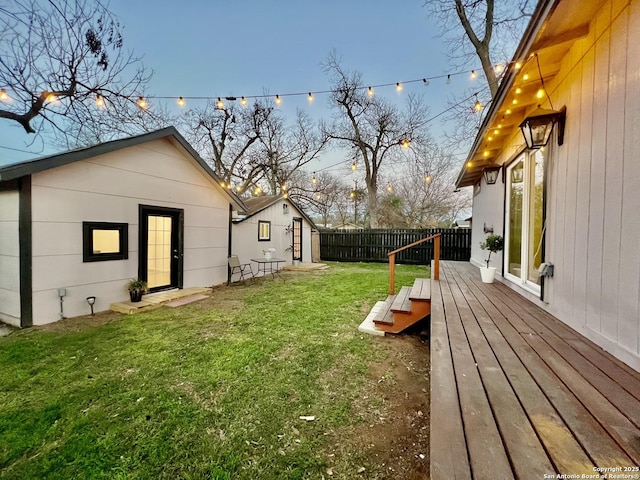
[508,161,524,278]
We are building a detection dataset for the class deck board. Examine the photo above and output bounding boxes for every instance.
[430,262,640,479]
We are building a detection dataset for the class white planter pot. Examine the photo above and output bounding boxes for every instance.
[480,266,496,283]
[264,252,272,260]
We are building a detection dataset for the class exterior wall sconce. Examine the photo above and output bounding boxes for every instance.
[519,106,566,149]
[283,203,289,214]
[483,167,501,185]
[86,296,96,316]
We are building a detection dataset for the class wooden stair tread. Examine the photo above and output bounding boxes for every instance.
[372,295,395,324]
[410,278,431,301]
[391,286,412,313]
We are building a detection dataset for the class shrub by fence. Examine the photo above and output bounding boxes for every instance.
[319,228,471,264]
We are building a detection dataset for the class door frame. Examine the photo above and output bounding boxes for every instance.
[138,205,184,292]
[292,217,303,262]
[504,152,543,295]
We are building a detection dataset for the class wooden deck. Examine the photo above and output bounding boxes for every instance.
[430,261,640,480]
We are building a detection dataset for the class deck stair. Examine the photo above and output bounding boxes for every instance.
[367,278,431,334]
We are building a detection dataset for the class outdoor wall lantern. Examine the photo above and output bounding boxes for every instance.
[519,106,566,149]
[86,296,96,316]
[483,166,501,185]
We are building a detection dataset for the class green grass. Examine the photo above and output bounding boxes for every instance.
[0,262,429,480]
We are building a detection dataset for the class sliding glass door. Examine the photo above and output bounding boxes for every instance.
[504,150,544,293]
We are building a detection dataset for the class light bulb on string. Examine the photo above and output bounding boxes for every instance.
[351,161,357,171]
[241,96,247,106]
[0,89,9,101]
[137,96,147,109]
[422,78,429,86]
[473,95,483,112]
[177,96,185,107]
[386,184,393,193]
[470,70,477,80]
[536,88,545,99]
[307,92,314,103]
[515,61,523,70]
[367,86,374,97]
[46,93,59,104]
[396,82,403,92]
[446,74,451,85]
[275,95,282,105]
[216,97,224,109]
[95,94,105,108]
[311,173,317,185]
[401,139,410,149]
[425,173,432,183]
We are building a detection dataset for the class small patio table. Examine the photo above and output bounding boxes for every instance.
[250,257,286,280]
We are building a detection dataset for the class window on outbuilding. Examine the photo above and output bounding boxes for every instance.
[83,222,128,262]
[258,220,271,241]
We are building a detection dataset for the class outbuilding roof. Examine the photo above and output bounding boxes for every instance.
[0,126,246,210]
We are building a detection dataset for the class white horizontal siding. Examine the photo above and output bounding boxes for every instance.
[0,189,20,324]
[29,138,231,325]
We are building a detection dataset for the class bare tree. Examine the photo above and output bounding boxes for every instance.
[394,145,471,227]
[426,0,533,98]
[182,98,328,196]
[182,101,270,194]
[256,104,329,195]
[0,0,151,143]
[322,53,432,228]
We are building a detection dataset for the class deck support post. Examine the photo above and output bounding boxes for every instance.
[434,235,440,281]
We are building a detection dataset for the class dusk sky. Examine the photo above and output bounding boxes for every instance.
[0,1,489,172]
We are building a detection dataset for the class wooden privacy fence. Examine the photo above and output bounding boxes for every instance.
[319,228,471,264]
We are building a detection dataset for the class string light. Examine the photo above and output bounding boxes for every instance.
[311,173,317,184]
[386,184,393,193]
[495,64,505,74]
[216,97,224,109]
[396,82,403,92]
[506,109,512,115]
[422,78,429,86]
[536,88,545,99]
[367,86,374,97]
[515,62,523,70]
[307,92,314,102]
[470,70,477,80]
[281,184,287,191]
[275,95,282,105]
[46,93,59,103]
[177,96,185,107]
[241,96,247,106]
[523,73,530,81]
[351,161,357,171]
[425,174,432,183]
[95,94,105,108]
[0,89,9,101]
[473,95,483,112]
[446,74,451,84]
[401,139,410,149]
[515,87,522,94]
[137,96,147,109]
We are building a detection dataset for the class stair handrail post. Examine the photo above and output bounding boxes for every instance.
[434,234,440,280]
[389,252,396,295]
[387,233,442,295]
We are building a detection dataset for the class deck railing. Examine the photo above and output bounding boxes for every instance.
[387,233,441,295]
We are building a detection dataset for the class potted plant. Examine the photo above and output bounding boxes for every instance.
[126,278,148,302]
[479,234,504,283]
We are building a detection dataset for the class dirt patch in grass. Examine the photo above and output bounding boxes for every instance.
[325,327,431,479]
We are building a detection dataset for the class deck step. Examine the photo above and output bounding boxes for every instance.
[391,286,412,313]
[410,278,431,301]
[372,295,395,325]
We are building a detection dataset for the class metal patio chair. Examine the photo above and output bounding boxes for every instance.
[228,255,254,285]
